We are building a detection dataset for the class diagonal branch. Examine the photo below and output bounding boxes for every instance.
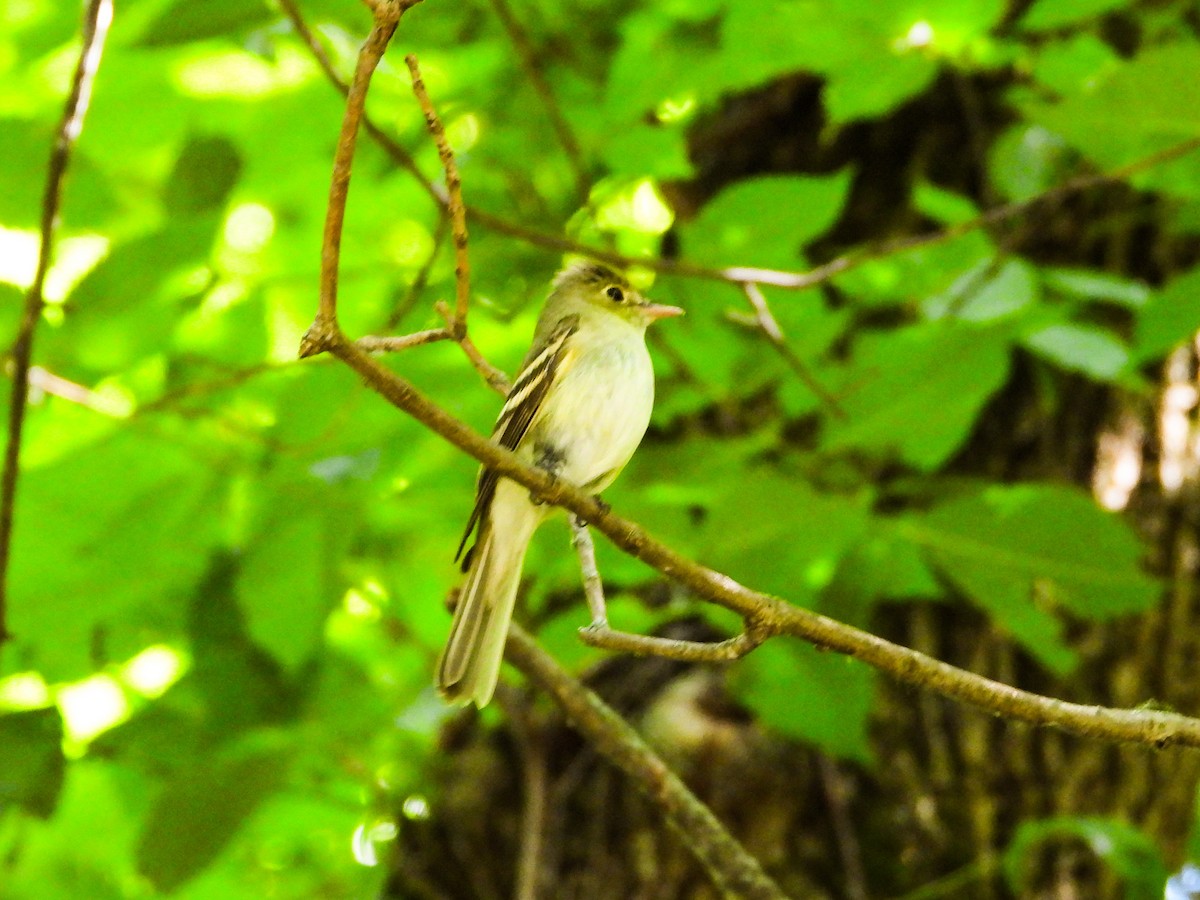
[739,281,845,418]
[505,624,788,900]
[0,0,113,649]
[484,0,590,202]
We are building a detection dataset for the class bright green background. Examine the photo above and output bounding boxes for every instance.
[2,0,1198,895]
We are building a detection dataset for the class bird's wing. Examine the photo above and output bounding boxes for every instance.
[454,314,580,564]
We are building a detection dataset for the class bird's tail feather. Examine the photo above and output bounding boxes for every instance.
[436,508,537,706]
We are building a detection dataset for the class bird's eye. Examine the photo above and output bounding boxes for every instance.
[606,286,625,303]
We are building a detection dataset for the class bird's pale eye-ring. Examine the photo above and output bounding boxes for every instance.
[606,286,625,303]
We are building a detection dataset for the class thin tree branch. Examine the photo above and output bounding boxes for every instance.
[739,281,846,418]
[505,624,789,900]
[484,0,590,203]
[0,0,113,649]
[309,3,412,337]
[818,755,868,900]
[404,55,471,334]
[570,517,609,626]
[357,328,449,353]
[578,623,766,662]
[433,301,511,395]
[506,703,549,900]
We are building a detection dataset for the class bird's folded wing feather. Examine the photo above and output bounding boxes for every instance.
[454,314,580,563]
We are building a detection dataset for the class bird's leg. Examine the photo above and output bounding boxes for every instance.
[569,516,608,627]
[529,441,565,506]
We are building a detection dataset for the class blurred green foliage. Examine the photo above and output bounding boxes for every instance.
[2,0,1199,895]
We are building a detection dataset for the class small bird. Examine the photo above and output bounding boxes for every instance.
[436,262,684,707]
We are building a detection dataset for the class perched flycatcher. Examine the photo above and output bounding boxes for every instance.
[436,262,684,706]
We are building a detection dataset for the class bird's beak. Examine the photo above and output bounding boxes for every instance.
[642,303,685,322]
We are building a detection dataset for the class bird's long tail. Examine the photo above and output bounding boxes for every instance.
[436,489,541,707]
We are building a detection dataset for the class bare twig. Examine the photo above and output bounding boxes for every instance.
[568,517,769,659]
[578,622,766,662]
[310,4,408,337]
[570,517,608,626]
[505,625,789,900]
[506,704,549,900]
[485,0,590,202]
[0,0,113,648]
[740,282,846,418]
[357,328,449,353]
[404,55,471,333]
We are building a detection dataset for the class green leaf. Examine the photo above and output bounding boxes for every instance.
[923,258,1040,322]
[1022,323,1129,380]
[837,230,996,307]
[822,529,944,625]
[622,439,870,604]
[682,172,852,269]
[824,53,936,124]
[136,0,276,47]
[1033,42,1200,136]
[825,322,1013,469]
[1133,266,1200,362]
[236,499,334,671]
[702,472,869,601]
[0,118,118,229]
[988,124,1074,202]
[164,135,242,215]
[1003,817,1167,900]
[10,431,220,678]
[731,641,874,761]
[0,707,65,818]
[1025,33,1118,95]
[1020,0,1131,31]
[1023,42,1200,198]
[0,760,149,898]
[900,484,1160,672]
[1042,267,1150,309]
[136,735,291,892]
